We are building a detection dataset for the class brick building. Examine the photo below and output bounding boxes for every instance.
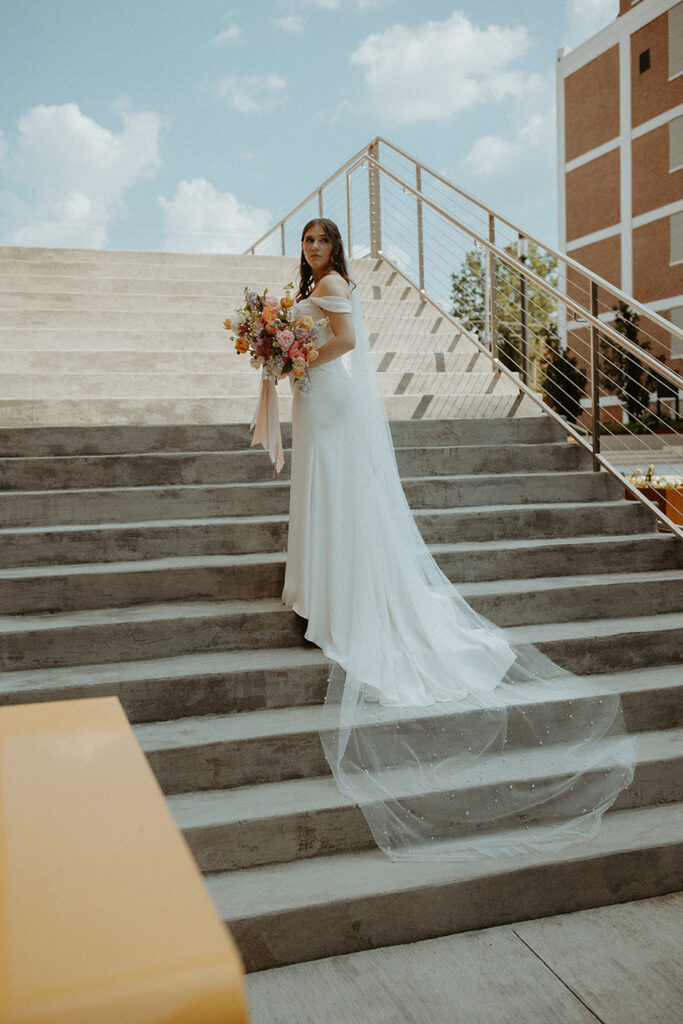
[557,0,683,374]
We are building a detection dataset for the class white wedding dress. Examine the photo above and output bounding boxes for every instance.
[280,289,637,862]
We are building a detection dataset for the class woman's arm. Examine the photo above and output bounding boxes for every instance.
[309,276,355,367]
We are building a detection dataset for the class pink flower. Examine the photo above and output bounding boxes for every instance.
[276,329,294,352]
[289,343,303,360]
[263,295,279,308]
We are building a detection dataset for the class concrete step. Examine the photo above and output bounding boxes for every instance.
[168,728,683,872]
[0,288,438,323]
[0,247,296,268]
[1,598,680,674]
[0,416,561,457]
[0,443,589,491]
[1,552,680,618]
[0,276,417,304]
[135,670,665,796]
[0,369,520,401]
[0,391,540,428]
[204,800,683,971]
[0,502,654,569]
[0,328,480,359]
[0,305,466,333]
[0,645,331,722]
[0,645,678,730]
[0,469,622,527]
[0,348,490,376]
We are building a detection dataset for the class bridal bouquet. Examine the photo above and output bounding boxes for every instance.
[224,284,325,394]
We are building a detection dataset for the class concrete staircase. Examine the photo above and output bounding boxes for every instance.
[0,247,539,426]
[0,410,682,972]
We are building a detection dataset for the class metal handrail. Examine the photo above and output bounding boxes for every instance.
[348,154,683,391]
[245,135,683,350]
[374,137,683,347]
[245,139,683,540]
[244,139,381,255]
[378,250,683,542]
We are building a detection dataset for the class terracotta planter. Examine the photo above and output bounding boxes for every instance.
[625,485,683,526]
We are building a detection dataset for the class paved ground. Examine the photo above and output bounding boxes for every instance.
[246,891,683,1024]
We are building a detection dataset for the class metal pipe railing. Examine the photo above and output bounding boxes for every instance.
[244,138,683,539]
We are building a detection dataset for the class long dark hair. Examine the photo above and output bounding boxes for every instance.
[296,218,353,301]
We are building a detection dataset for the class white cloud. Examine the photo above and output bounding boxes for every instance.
[275,15,305,32]
[466,97,555,179]
[217,73,287,113]
[158,178,271,253]
[564,0,618,50]
[212,25,241,45]
[0,102,162,247]
[350,11,531,123]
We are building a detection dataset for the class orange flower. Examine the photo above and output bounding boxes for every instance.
[297,315,313,330]
[293,364,306,378]
[265,321,278,335]
[281,295,294,309]
[223,318,232,330]
[263,306,276,323]
[307,349,319,362]
[234,337,249,353]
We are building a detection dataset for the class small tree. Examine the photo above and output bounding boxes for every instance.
[600,303,653,424]
[540,325,586,425]
[450,242,558,385]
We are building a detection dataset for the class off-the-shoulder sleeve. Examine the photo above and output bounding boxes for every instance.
[309,295,353,313]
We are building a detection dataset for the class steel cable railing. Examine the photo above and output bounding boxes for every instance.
[245,138,683,539]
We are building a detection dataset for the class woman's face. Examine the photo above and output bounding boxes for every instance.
[302,224,333,275]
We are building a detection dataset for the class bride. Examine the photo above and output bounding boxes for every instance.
[274,217,636,862]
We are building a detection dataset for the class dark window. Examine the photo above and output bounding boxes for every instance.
[639,48,651,73]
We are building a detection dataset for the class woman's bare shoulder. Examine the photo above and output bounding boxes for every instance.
[315,272,351,300]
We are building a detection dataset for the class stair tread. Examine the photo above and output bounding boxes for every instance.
[0,469,614,498]
[132,665,683,752]
[1,598,681,637]
[0,500,645,536]
[167,727,683,829]
[0,538,675,580]
[204,802,683,921]
[0,644,328,690]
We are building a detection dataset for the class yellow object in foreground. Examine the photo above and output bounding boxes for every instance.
[0,697,249,1024]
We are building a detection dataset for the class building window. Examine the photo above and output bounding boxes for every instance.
[671,115,683,171]
[671,307,683,357]
[670,2,683,78]
[639,49,651,73]
[672,211,683,264]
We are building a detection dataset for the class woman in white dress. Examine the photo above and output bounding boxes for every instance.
[279,217,636,862]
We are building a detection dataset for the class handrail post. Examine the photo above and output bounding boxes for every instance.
[590,280,601,471]
[416,165,425,291]
[280,223,285,256]
[346,172,352,259]
[318,190,323,218]
[368,140,382,257]
[487,214,498,360]
[518,234,530,386]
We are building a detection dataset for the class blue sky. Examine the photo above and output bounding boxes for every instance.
[0,1,618,253]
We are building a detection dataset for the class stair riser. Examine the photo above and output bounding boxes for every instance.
[3,607,680,674]
[0,608,305,672]
[0,504,654,569]
[0,661,331,723]
[181,760,683,873]
[0,444,589,491]
[0,473,616,528]
[1,665,679,734]
[226,841,683,971]
[3,548,679,617]
[0,417,557,458]
[540,627,683,674]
